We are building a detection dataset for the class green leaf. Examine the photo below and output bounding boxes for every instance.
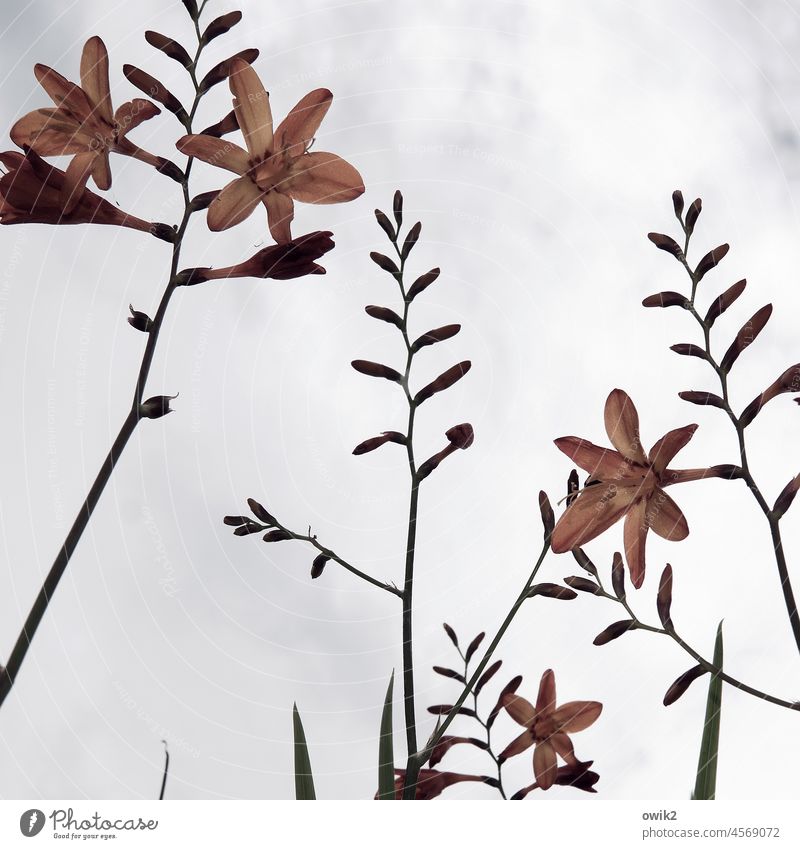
[293,703,316,800]
[692,622,723,800]
[377,671,395,800]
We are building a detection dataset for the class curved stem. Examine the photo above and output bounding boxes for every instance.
[594,573,799,711]
[0,10,210,708]
[261,521,402,597]
[677,229,800,656]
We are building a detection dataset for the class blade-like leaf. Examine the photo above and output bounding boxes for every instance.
[293,703,316,800]
[158,740,169,800]
[377,672,395,800]
[692,623,723,800]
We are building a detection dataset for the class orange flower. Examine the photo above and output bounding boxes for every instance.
[176,59,364,242]
[0,149,169,239]
[551,388,718,588]
[10,37,167,212]
[499,669,602,791]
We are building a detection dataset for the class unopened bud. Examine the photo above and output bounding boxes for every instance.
[672,190,684,219]
[445,423,474,449]
[128,304,153,332]
[139,393,178,419]
[150,222,176,243]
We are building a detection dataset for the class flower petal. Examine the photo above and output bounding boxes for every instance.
[207,176,262,230]
[286,151,365,204]
[176,134,249,174]
[551,701,603,733]
[265,190,295,243]
[34,64,92,120]
[91,152,111,191]
[623,497,649,588]
[229,58,273,158]
[548,732,577,765]
[80,36,113,123]
[554,436,637,481]
[605,389,649,465]
[649,424,698,476]
[533,741,558,791]
[498,729,536,761]
[114,99,161,137]
[664,467,722,484]
[535,669,556,716]
[501,692,537,727]
[61,151,97,214]
[274,88,332,157]
[10,110,88,154]
[551,482,639,553]
[647,488,689,541]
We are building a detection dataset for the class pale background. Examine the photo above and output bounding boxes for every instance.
[1,0,799,800]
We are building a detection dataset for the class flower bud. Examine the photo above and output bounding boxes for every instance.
[128,304,153,333]
[445,423,474,449]
[672,190,684,218]
[139,393,178,419]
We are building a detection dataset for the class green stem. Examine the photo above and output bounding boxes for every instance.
[677,227,800,656]
[462,653,507,798]
[391,236,421,764]
[0,9,210,708]
[402,539,551,797]
[594,574,799,711]
[265,523,402,597]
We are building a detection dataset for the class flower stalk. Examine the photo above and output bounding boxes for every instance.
[650,197,800,657]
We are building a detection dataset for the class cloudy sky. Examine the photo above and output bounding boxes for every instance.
[2,0,800,800]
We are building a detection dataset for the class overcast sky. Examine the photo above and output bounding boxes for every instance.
[2,0,800,801]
